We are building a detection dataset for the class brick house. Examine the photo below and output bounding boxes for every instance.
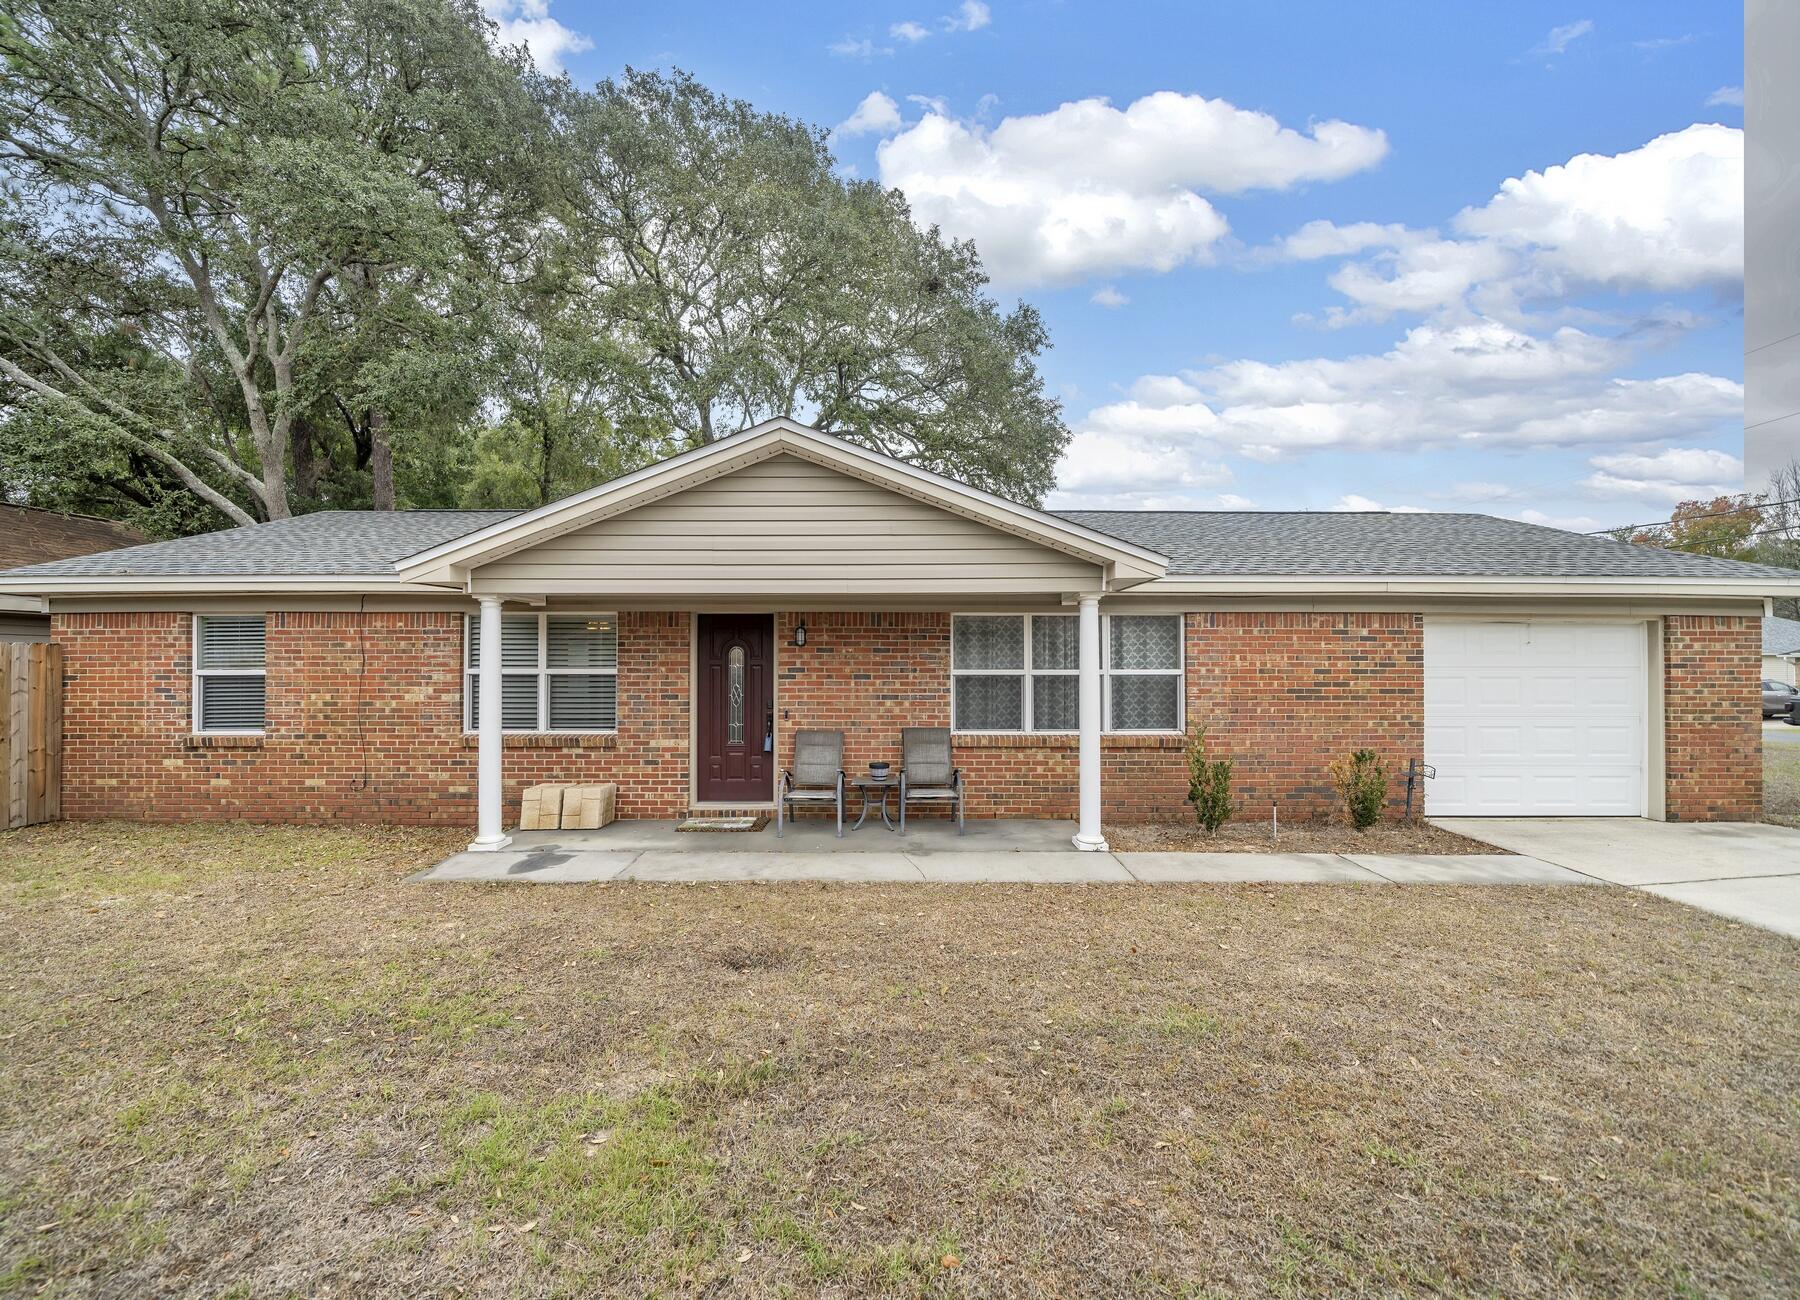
[1,419,1793,850]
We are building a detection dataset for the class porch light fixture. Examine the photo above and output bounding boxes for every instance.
[792,620,808,648]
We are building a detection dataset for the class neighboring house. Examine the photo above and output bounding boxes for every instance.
[0,504,143,642]
[1765,615,1800,685]
[1,419,1796,848]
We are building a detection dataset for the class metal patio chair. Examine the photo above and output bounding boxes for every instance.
[897,726,964,835]
[777,729,846,838]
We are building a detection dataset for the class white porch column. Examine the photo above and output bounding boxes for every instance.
[468,594,512,852]
[1073,593,1108,852]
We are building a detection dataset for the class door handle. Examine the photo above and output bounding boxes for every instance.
[764,703,774,753]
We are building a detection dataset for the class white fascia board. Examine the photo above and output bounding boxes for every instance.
[392,419,1169,579]
[1125,575,1800,598]
[0,593,47,613]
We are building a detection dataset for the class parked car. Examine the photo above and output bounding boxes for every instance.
[1763,680,1799,718]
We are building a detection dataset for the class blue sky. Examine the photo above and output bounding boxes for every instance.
[484,1,1745,530]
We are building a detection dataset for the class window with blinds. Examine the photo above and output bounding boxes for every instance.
[193,615,267,733]
[465,613,618,733]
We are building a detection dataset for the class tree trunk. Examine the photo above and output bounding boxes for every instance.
[539,411,554,506]
[369,408,395,510]
[291,416,323,505]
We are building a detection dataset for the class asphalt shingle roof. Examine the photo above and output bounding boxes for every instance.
[0,505,144,570]
[2,506,1796,584]
[1055,511,1800,581]
[0,510,517,578]
[1766,616,1800,657]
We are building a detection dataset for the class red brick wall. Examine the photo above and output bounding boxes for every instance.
[51,610,690,825]
[771,611,1185,819]
[48,607,1763,828]
[774,611,950,775]
[1663,615,1761,821]
[1184,612,1425,821]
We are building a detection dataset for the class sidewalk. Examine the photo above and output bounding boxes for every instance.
[413,819,1590,884]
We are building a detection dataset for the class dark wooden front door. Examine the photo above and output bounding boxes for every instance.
[695,613,774,804]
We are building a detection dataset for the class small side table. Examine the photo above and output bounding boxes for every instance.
[848,774,900,831]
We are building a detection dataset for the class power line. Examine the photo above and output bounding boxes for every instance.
[1588,495,1800,536]
[1749,329,1800,354]
[1743,409,1800,433]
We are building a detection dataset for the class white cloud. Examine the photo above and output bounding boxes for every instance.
[1531,19,1594,57]
[1335,494,1428,513]
[1581,447,1744,502]
[1429,481,1519,503]
[480,0,591,74]
[877,92,1387,286]
[1323,236,1513,321]
[1453,124,1743,293]
[1275,219,1414,261]
[945,1,990,32]
[1048,122,1747,510]
[1706,85,1745,108]
[1090,285,1129,308]
[1054,318,1740,504]
[906,93,950,116]
[1516,507,1606,533]
[1270,124,1745,324]
[1052,425,1234,503]
[890,20,931,41]
[829,36,875,58]
[836,91,903,138]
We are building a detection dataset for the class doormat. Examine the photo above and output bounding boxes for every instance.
[675,815,769,833]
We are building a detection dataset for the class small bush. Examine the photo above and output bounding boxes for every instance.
[1186,725,1234,834]
[1329,749,1389,830]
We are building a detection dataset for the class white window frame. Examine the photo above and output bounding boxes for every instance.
[463,611,619,735]
[192,614,267,736]
[1102,614,1186,736]
[950,612,1184,735]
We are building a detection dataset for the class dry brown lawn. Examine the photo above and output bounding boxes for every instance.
[1,822,1796,1299]
[1768,740,1800,828]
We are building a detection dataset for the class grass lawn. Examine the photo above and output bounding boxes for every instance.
[1768,740,1800,827]
[2,824,1796,1298]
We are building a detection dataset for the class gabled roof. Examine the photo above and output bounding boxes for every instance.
[0,505,143,571]
[392,418,1170,586]
[1766,615,1800,657]
[2,424,1799,599]
[0,510,514,579]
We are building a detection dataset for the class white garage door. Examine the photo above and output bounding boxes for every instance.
[1424,620,1645,817]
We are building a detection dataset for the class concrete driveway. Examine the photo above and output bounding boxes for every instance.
[1434,818,1800,939]
[1765,719,1800,746]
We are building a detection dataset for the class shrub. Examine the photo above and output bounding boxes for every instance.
[1329,749,1389,830]
[1186,725,1234,834]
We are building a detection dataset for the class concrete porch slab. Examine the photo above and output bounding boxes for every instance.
[500,818,1078,854]
[1119,853,1387,883]
[420,849,639,882]
[1343,853,1596,884]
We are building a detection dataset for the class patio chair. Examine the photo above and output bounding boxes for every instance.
[897,727,964,835]
[777,729,846,838]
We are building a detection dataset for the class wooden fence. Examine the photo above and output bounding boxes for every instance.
[2,641,61,831]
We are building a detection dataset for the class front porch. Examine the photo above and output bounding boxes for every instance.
[414,817,1589,885]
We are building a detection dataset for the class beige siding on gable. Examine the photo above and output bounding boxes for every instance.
[474,454,1102,595]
